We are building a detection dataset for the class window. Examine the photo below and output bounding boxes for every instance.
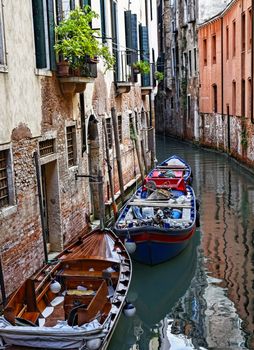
[233,21,236,56]
[80,93,86,153]
[248,78,251,118]
[39,139,55,157]
[172,48,175,76]
[212,84,217,113]
[0,0,6,66]
[232,81,236,115]
[242,13,246,52]
[32,0,55,70]
[242,79,245,116]
[203,39,207,65]
[226,26,229,60]
[150,0,153,20]
[79,0,91,8]
[0,149,14,208]
[188,50,192,76]
[248,9,252,50]
[106,118,113,149]
[194,48,197,73]
[171,97,174,109]
[118,115,122,143]
[187,95,191,121]
[212,35,216,64]
[66,126,76,167]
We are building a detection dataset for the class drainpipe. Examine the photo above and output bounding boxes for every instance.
[33,151,48,263]
[251,0,254,123]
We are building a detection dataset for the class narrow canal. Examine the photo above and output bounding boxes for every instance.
[108,136,254,350]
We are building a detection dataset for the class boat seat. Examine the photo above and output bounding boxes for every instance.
[60,269,119,280]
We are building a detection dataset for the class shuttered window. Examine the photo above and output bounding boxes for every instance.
[32,0,56,70]
[66,126,77,167]
[0,0,6,66]
[139,25,150,87]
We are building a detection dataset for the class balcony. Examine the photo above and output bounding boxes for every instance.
[114,50,133,95]
[57,60,98,96]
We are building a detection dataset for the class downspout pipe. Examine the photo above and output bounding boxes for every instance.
[251,0,254,123]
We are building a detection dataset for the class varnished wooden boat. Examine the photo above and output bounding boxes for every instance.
[0,228,132,349]
[145,155,193,188]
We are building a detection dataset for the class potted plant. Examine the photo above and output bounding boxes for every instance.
[54,6,115,76]
[132,60,150,75]
[154,71,164,82]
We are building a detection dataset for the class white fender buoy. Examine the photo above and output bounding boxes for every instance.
[49,280,61,294]
[124,238,136,254]
[123,302,136,317]
[86,338,102,350]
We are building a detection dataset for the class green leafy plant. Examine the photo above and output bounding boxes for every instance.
[54,6,115,71]
[154,71,164,82]
[132,60,150,74]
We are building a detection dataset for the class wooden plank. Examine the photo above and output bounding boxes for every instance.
[129,200,192,208]
[61,270,118,279]
[156,165,187,170]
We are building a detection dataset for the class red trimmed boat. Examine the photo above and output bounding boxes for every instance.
[145,155,193,188]
[113,178,198,265]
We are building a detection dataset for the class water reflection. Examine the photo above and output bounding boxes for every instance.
[109,136,254,349]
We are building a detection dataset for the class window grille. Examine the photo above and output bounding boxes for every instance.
[118,115,122,143]
[39,139,55,157]
[0,150,9,207]
[66,126,76,167]
[106,118,113,149]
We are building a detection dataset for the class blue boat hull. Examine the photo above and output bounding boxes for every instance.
[132,239,191,265]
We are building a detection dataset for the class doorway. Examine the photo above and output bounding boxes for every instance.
[87,115,100,220]
[41,160,62,252]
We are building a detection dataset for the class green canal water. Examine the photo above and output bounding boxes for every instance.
[108,136,254,350]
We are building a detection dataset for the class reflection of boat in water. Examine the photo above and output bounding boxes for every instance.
[108,230,200,350]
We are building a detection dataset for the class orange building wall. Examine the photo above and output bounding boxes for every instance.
[199,0,252,118]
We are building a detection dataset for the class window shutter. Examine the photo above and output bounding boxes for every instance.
[125,11,132,64]
[56,0,63,24]
[47,0,56,70]
[125,11,138,65]
[32,0,47,69]
[100,0,106,42]
[111,0,119,80]
[131,14,138,64]
[139,25,150,86]
[70,0,75,10]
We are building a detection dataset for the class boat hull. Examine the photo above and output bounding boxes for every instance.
[114,226,196,265]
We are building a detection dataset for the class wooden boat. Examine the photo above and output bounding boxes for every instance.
[113,180,198,265]
[145,155,193,188]
[0,228,132,349]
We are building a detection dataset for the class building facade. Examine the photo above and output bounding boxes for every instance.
[198,0,254,165]
[156,0,199,141]
[0,0,158,298]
